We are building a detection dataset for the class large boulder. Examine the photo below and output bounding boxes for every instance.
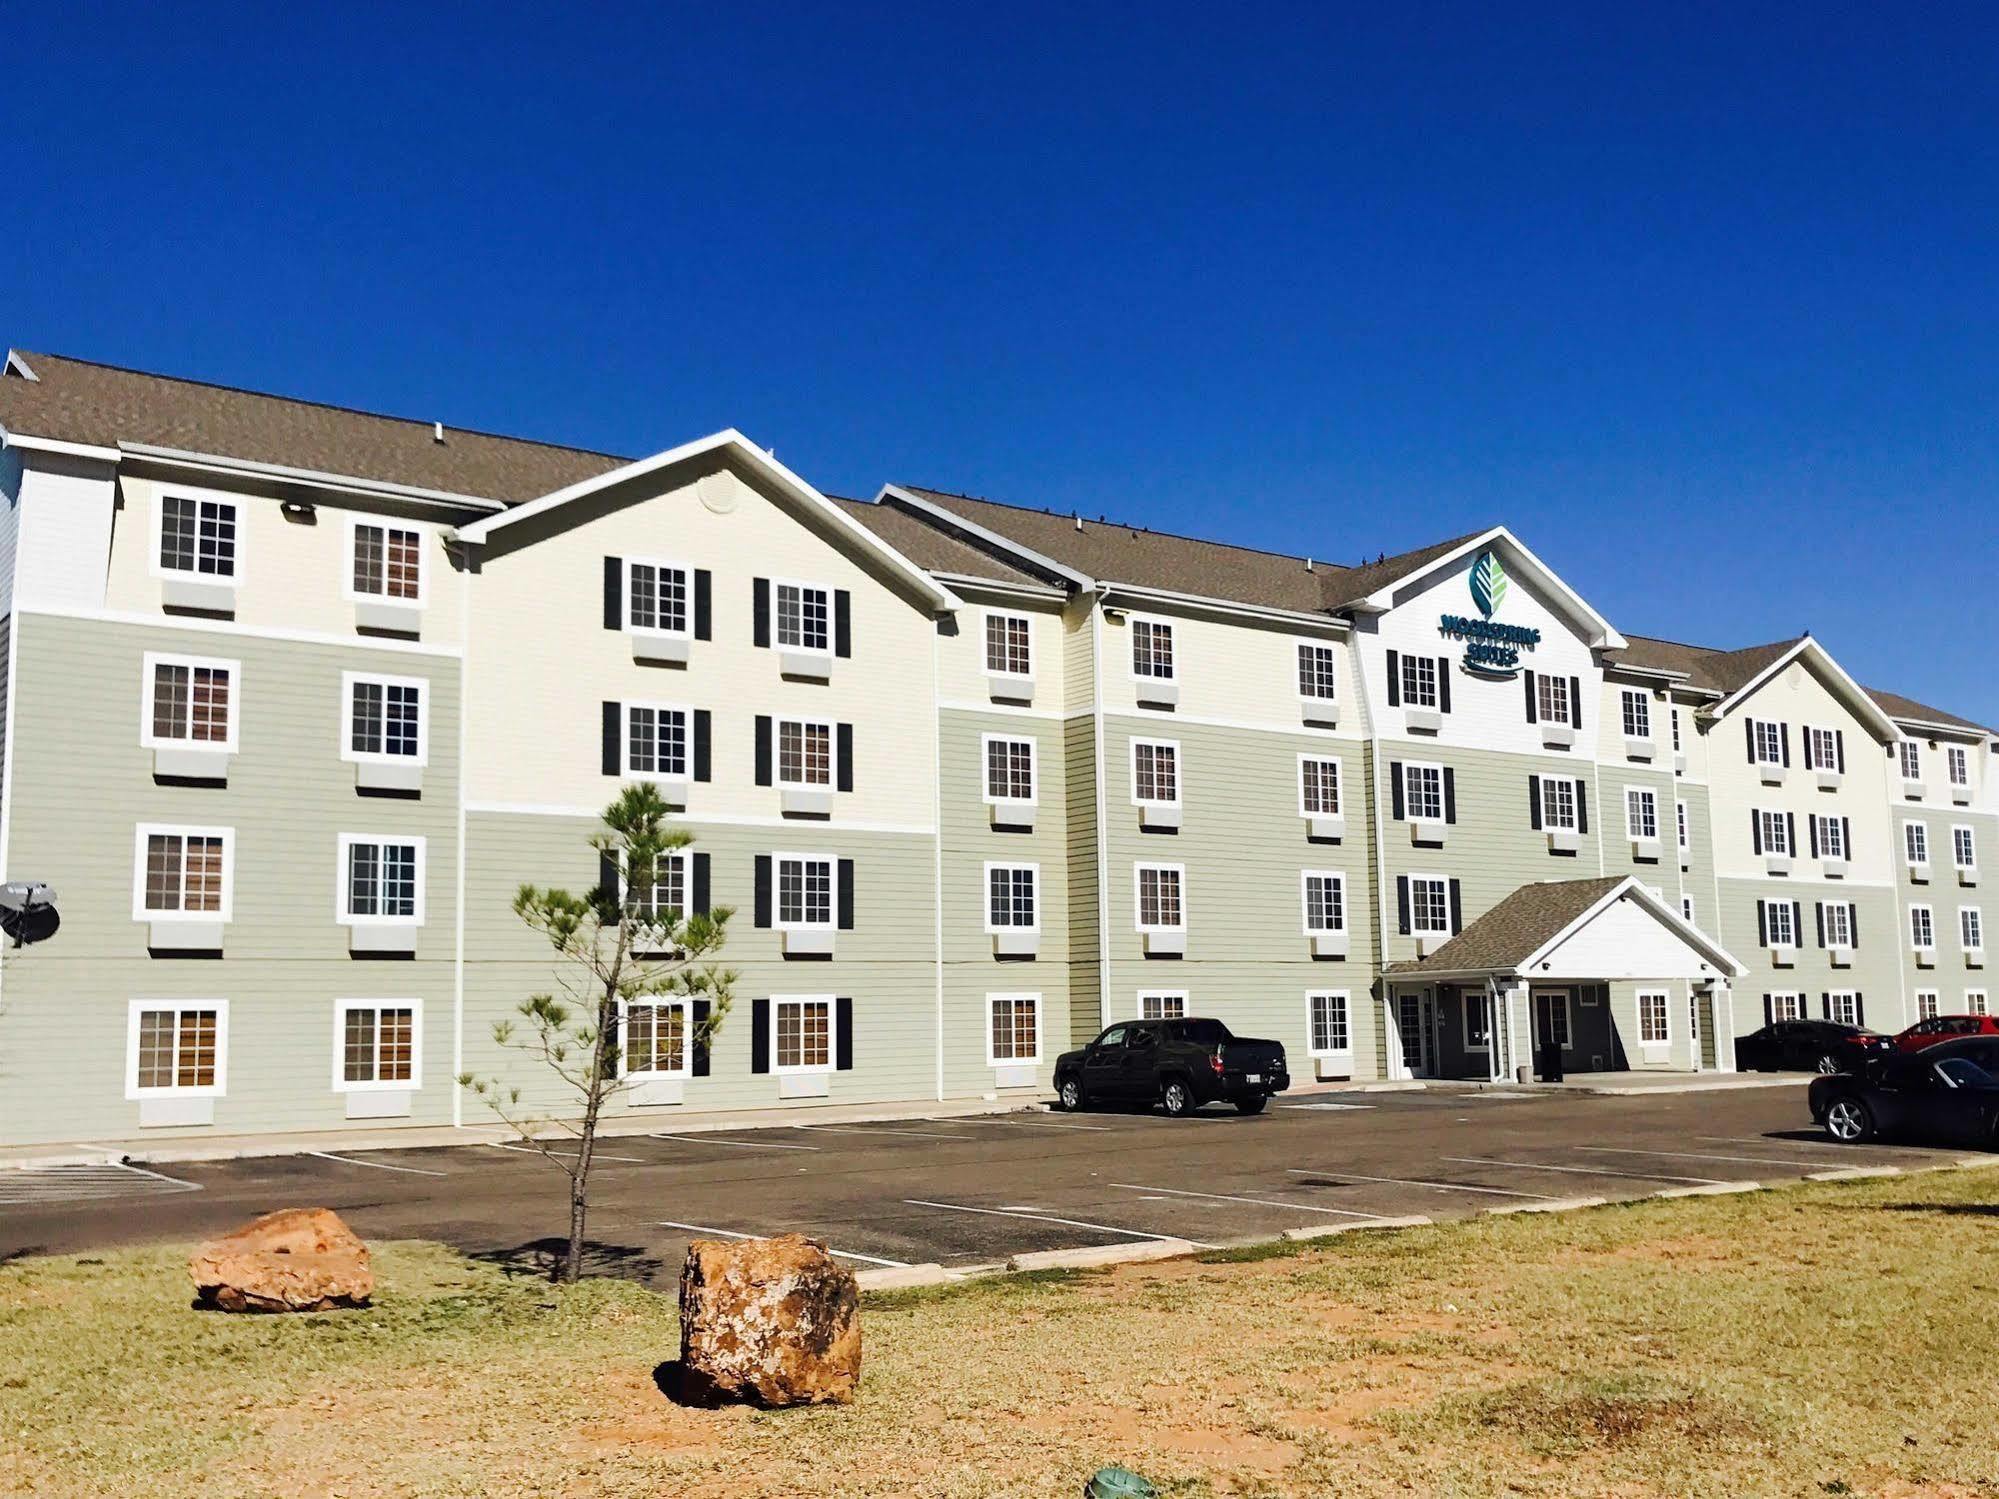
[677,1233,861,1406]
[187,1207,374,1312]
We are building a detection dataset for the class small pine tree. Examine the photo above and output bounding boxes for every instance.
[459,783,734,1283]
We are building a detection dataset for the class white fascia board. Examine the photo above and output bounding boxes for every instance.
[1099,581,1349,635]
[929,571,1069,602]
[1357,525,1629,651]
[1886,714,1991,743]
[1524,875,1748,979]
[118,442,505,514]
[875,485,1095,590]
[1710,638,1903,745]
[0,427,121,463]
[3,351,39,381]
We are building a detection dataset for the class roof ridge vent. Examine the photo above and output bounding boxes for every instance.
[432,421,445,444]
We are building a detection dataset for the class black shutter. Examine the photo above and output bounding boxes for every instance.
[753,578,771,648]
[602,701,621,776]
[1763,993,1774,1026]
[751,998,770,1074]
[1751,810,1763,856]
[1786,812,1798,858]
[1524,670,1538,723]
[1396,876,1411,935]
[834,590,852,658]
[1386,651,1401,707]
[1816,902,1826,948]
[754,855,772,928]
[692,852,710,915]
[1850,904,1860,947]
[692,999,712,1077]
[1835,729,1845,773]
[1745,719,1756,760]
[1792,901,1803,943]
[1810,816,1820,858]
[837,858,856,930]
[836,723,854,793]
[1842,817,1852,857]
[1576,780,1589,834]
[1821,992,1831,1020]
[755,715,773,787]
[598,850,619,906]
[1448,878,1464,934]
[1390,762,1405,821]
[1443,767,1457,825]
[693,710,712,782]
[694,569,712,641]
[1757,901,1768,946]
[835,997,854,1071]
[1529,775,1543,830]
[603,557,623,630]
[1780,723,1791,767]
[1569,677,1582,727]
[1855,992,1865,1027]
[1437,659,1452,713]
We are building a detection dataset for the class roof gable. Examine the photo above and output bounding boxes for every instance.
[1389,876,1742,980]
[1703,637,1902,744]
[1339,526,1626,651]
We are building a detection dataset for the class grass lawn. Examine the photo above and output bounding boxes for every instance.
[5,1171,1999,1497]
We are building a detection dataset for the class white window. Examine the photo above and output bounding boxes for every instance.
[777,717,834,789]
[1823,901,1855,949]
[344,673,427,763]
[1297,642,1339,702]
[156,493,238,580]
[1751,719,1785,766]
[1401,654,1439,709]
[1760,809,1791,856]
[622,702,690,780]
[133,825,233,920]
[1956,827,1979,870]
[126,1001,227,1098]
[1900,741,1923,781]
[1805,726,1839,772]
[1676,800,1690,850]
[1131,739,1181,805]
[1620,689,1651,740]
[985,864,1039,932]
[623,999,689,1078]
[334,1000,421,1090]
[338,835,425,924]
[1671,706,1683,752]
[1947,745,1970,787]
[1916,990,1940,1020]
[1302,871,1346,934]
[1139,991,1186,1020]
[349,520,425,603]
[1135,863,1186,931]
[773,581,831,653]
[143,653,239,750]
[1131,617,1175,680]
[1771,992,1806,1022]
[985,612,1032,677]
[1537,673,1572,726]
[1968,990,1990,1017]
[1409,875,1451,935]
[1827,992,1860,1027]
[1962,906,1984,953]
[1763,899,1797,948]
[1307,991,1351,1056]
[773,996,833,1073]
[1638,990,1670,1045]
[1910,904,1936,951]
[1681,895,1696,925]
[1815,815,1847,861]
[1906,821,1931,865]
[1626,788,1659,841]
[1299,756,1342,816]
[625,849,690,927]
[626,557,691,635]
[1463,992,1492,1051]
[776,855,835,928]
[1540,776,1579,831]
[987,993,1041,1065]
[1404,763,1444,823]
[983,735,1036,803]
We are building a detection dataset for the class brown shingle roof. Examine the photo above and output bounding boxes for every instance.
[1316,529,1494,609]
[1864,687,1990,735]
[829,498,1047,589]
[1610,633,1805,694]
[0,351,628,504]
[1386,877,1627,975]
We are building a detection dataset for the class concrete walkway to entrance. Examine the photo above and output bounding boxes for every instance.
[1451,1071,1812,1098]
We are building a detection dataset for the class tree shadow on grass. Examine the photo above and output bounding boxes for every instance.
[1879,1202,1999,1218]
[469,1237,665,1283]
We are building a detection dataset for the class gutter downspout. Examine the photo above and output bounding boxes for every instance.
[1091,593,1112,1032]
[451,555,471,1127]
[932,621,946,1100]
[1351,629,1395,1079]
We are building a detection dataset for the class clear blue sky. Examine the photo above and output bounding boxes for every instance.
[6,5,1995,718]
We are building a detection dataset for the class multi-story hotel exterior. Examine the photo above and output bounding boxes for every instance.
[0,349,1991,1146]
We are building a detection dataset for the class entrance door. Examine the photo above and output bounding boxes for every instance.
[1687,991,1703,1073]
[1395,991,1432,1078]
[1532,989,1571,1081]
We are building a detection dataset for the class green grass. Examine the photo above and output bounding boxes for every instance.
[5,1172,1999,1496]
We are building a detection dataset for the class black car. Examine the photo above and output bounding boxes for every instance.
[1809,1036,1999,1146]
[1052,1017,1289,1117]
[1736,1019,1891,1075]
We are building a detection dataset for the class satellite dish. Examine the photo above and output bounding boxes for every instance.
[0,882,59,945]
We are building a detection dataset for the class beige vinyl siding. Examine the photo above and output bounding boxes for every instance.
[935,592,1066,710]
[1063,710,1103,1046]
[1715,877,1907,1034]
[0,614,460,1145]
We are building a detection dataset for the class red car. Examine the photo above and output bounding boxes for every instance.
[1891,1014,1999,1053]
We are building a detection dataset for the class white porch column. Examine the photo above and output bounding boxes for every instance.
[1712,980,1736,1072]
[1498,978,1529,1084]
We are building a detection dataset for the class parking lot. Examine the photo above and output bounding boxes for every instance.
[1,1083,1989,1281]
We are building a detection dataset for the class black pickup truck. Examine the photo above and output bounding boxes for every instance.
[1052,1017,1289,1116]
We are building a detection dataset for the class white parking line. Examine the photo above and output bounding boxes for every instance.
[486,1142,649,1164]
[658,1220,910,1268]
[942,1116,1112,1132]
[1285,1167,1557,1199]
[795,1124,970,1140]
[1577,1145,1887,1170]
[109,1161,202,1191]
[650,1133,821,1152]
[903,1198,1216,1248]
[306,1151,448,1177]
[1283,1102,1376,1112]
[1109,1182,1387,1219]
[1443,1155,1731,1186]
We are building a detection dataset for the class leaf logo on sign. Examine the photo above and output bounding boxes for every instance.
[1469,550,1508,620]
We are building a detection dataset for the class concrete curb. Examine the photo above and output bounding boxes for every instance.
[1653,1181,1767,1198]
[1284,1214,1432,1241]
[1007,1238,1199,1271]
[1806,1166,1902,1182]
[1956,1156,1999,1172]
[854,1263,957,1291]
[1486,1195,1608,1215]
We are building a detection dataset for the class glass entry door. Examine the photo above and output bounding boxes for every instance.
[1395,991,1432,1078]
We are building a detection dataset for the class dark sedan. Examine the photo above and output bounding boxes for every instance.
[1736,1019,1890,1075]
[1809,1037,1999,1146]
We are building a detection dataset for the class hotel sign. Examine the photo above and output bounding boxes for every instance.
[1439,550,1540,678]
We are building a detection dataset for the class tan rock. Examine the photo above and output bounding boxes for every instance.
[187,1207,374,1313]
[677,1233,860,1406]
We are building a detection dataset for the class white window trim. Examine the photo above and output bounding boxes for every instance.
[1770,991,1805,1023]
[771,994,836,1075]
[1910,903,1936,952]
[1408,871,1451,936]
[1803,724,1838,772]
[1403,761,1446,824]
[982,609,1035,680]
[126,999,229,1100]
[623,848,692,920]
[1961,906,1984,954]
[985,991,1043,1067]
[1128,613,1178,683]
[331,997,425,1093]
[149,486,244,586]
[1306,989,1353,1058]
[1813,814,1847,861]
[342,514,431,607]
[1967,989,1990,1016]
[774,851,838,931]
[1300,869,1347,936]
[769,576,835,656]
[1129,737,1183,807]
[1953,825,1979,871]
[621,554,693,638]
[1826,990,1860,1028]
[1822,901,1855,949]
[1637,988,1672,1046]
[1297,754,1343,817]
[1296,639,1340,705]
[1676,800,1690,850]
[1538,673,1574,727]
[982,861,1042,934]
[1914,989,1939,1020]
[1900,741,1924,781]
[1760,809,1793,857]
[1137,989,1188,1020]
[1399,652,1440,709]
[335,832,428,926]
[1681,895,1696,925]
[980,733,1038,806]
[1620,688,1652,740]
[340,670,431,766]
[1905,820,1931,865]
[1947,745,1971,787]
[1540,775,1581,831]
[1462,989,1493,1052]
[140,651,242,752]
[773,714,837,791]
[1761,897,1798,950]
[1625,786,1659,841]
[619,995,692,1080]
[1750,718,1784,766]
[1133,861,1188,933]
[131,823,236,923]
